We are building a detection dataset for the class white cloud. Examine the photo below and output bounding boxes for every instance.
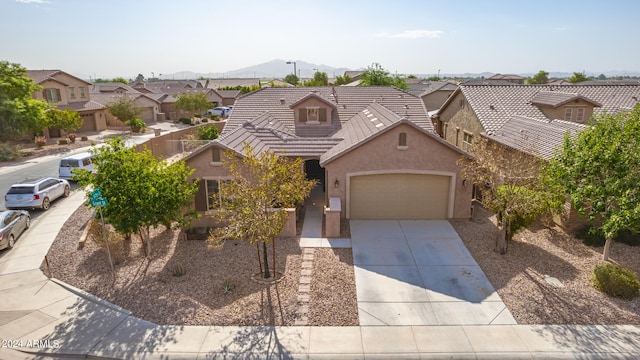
[379,30,444,39]
[16,0,50,3]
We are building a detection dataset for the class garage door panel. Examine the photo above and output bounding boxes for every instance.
[350,173,449,220]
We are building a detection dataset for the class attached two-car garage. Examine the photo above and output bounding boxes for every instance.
[348,172,452,220]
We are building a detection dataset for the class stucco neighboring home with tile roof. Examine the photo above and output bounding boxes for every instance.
[183,86,472,229]
[487,73,526,84]
[90,83,162,125]
[27,70,109,135]
[129,82,223,120]
[435,84,640,153]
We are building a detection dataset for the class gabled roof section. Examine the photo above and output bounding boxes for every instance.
[60,100,105,112]
[90,82,140,94]
[439,84,640,133]
[485,115,587,160]
[225,86,433,137]
[288,92,338,109]
[320,102,465,165]
[90,92,160,107]
[27,70,91,86]
[531,91,602,108]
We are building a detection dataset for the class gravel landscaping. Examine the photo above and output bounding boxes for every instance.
[43,202,640,326]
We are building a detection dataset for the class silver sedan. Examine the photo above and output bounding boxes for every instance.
[0,210,30,250]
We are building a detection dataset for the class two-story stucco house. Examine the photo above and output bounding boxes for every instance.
[184,86,473,231]
[27,70,109,135]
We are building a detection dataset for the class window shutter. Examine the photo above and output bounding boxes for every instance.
[194,180,207,211]
[299,108,307,122]
[319,108,327,122]
[56,89,62,102]
[43,90,48,101]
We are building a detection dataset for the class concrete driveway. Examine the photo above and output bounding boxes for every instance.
[350,220,516,326]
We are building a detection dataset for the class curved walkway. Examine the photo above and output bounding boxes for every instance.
[0,192,639,358]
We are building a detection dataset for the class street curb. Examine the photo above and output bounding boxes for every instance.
[49,277,132,316]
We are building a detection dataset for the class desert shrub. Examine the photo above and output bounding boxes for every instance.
[172,263,186,277]
[201,118,208,123]
[81,136,89,141]
[592,263,640,299]
[197,125,219,140]
[58,138,69,145]
[179,117,192,125]
[68,133,77,143]
[0,143,22,161]
[35,136,47,148]
[127,117,146,133]
[577,225,640,247]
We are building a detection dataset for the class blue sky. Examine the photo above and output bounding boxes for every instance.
[2,0,639,79]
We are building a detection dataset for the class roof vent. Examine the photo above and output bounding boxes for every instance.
[489,105,495,110]
[280,98,285,105]
[342,104,347,109]
[633,96,638,102]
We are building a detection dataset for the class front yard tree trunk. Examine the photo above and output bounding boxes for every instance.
[496,216,508,255]
[603,237,612,261]
[262,241,271,278]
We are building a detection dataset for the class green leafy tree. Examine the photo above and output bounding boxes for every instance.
[426,76,440,81]
[209,144,316,279]
[135,73,144,82]
[360,62,408,90]
[175,91,211,115]
[0,61,49,141]
[106,95,143,131]
[334,74,353,85]
[283,74,299,86]
[545,104,640,260]
[45,108,83,132]
[197,124,219,140]
[597,73,607,80]
[568,72,590,83]
[303,72,329,86]
[75,138,198,258]
[527,70,549,84]
[111,77,129,85]
[457,136,560,254]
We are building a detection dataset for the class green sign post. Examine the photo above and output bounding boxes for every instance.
[89,188,113,274]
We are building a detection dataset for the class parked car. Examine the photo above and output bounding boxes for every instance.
[4,177,70,211]
[207,107,231,117]
[59,152,94,180]
[0,210,30,250]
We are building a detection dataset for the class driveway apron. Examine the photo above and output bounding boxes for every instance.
[350,220,516,326]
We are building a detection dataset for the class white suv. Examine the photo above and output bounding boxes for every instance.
[4,177,70,211]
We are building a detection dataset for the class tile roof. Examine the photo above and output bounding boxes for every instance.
[27,70,91,86]
[530,91,602,108]
[452,84,640,133]
[90,82,140,94]
[206,78,263,89]
[59,100,105,112]
[224,86,432,137]
[485,116,587,160]
[487,74,525,80]
[90,92,159,107]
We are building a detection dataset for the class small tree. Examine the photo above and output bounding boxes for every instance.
[111,77,129,85]
[209,144,315,279]
[546,104,640,260]
[197,124,219,140]
[334,74,353,85]
[175,92,211,116]
[45,108,83,133]
[303,72,329,86]
[106,96,143,131]
[360,62,408,90]
[527,70,549,84]
[0,61,49,141]
[568,72,590,83]
[75,138,198,258]
[283,74,299,86]
[458,136,559,254]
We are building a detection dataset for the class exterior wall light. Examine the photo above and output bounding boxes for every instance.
[334,179,339,188]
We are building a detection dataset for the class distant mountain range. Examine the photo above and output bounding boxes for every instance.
[156,59,640,80]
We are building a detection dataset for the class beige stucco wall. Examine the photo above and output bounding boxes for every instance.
[422,90,454,112]
[437,92,484,149]
[322,123,472,219]
[32,76,91,106]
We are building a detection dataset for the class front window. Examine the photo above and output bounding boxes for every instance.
[307,107,319,122]
[398,132,407,146]
[80,87,86,98]
[44,88,60,102]
[575,107,585,122]
[211,148,221,163]
[206,179,231,210]
[462,132,473,152]
[564,107,573,121]
[69,87,75,99]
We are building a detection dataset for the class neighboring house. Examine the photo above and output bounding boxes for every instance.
[435,84,640,154]
[90,83,161,125]
[131,81,223,120]
[216,90,241,106]
[486,73,526,84]
[183,86,472,229]
[417,81,459,111]
[27,70,109,135]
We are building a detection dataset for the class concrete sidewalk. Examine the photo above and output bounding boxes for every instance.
[0,188,639,358]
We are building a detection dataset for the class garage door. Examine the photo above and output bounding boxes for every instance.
[349,173,450,219]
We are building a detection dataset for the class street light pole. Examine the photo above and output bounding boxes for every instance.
[286,61,297,86]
